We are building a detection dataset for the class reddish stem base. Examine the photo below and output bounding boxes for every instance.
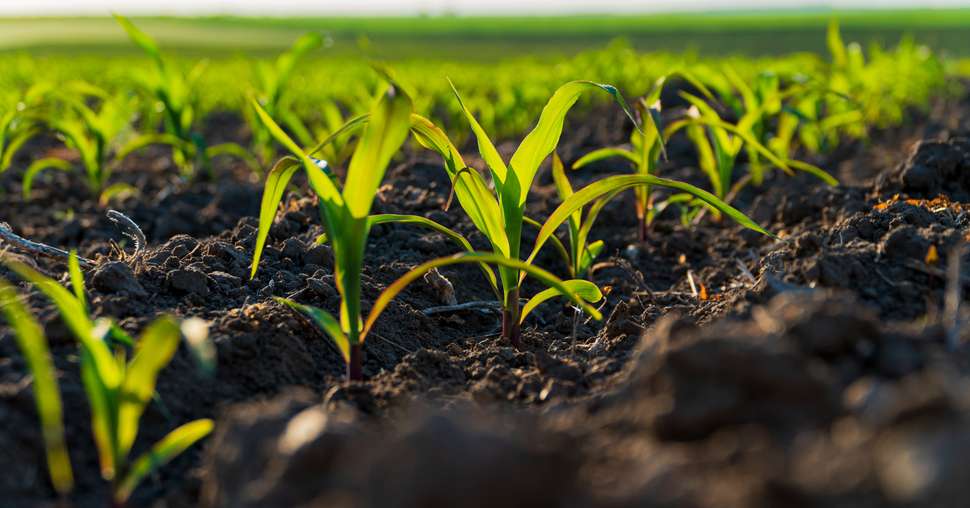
[347,344,363,381]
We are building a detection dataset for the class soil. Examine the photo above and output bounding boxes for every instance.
[2,83,970,508]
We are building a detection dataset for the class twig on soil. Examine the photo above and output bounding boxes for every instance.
[421,300,502,316]
[0,221,95,268]
[106,209,147,254]
[368,331,415,354]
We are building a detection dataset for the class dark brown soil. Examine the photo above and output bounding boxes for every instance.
[2,83,970,508]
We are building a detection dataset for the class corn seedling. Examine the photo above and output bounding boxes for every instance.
[21,83,145,201]
[664,91,835,221]
[115,15,255,177]
[571,72,720,241]
[5,258,213,505]
[401,80,775,347]
[250,79,432,380]
[246,32,323,165]
[572,97,664,242]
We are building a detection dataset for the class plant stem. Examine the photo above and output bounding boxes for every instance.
[501,287,521,348]
[347,344,363,381]
[637,215,649,243]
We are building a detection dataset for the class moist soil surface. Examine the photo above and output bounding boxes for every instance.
[3,86,970,508]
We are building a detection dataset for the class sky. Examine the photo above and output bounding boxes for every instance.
[1,0,969,16]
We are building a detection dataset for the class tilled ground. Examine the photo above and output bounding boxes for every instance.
[2,87,970,507]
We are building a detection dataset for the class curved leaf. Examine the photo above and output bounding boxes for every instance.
[510,81,639,205]
[306,113,369,158]
[0,279,73,494]
[205,142,260,172]
[22,158,73,199]
[572,147,639,170]
[114,419,213,503]
[68,250,87,313]
[520,279,602,324]
[343,85,412,219]
[786,159,838,185]
[250,156,301,278]
[249,98,343,208]
[522,215,572,275]
[447,79,509,185]
[275,298,350,362]
[4,261,119,388]
[524,174,774,270]
[368,213,498,295]
[98,183,138,207]
[361,252,604,343]
[409,113,509,257]
[117,317,182,459]
[116,133,187,162]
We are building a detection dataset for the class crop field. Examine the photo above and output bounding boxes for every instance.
[1,10,970,508]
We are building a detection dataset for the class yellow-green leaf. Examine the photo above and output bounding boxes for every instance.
[0,279,74,494]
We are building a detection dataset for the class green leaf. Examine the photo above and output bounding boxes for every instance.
[510,81,639,205]
[117,316,182,459]
[68,251,87,313]
[688,115,794,175]
[205,142,260,173]
[343,85,412,219]
[22,158,73,199]
[250,156,301,279]
[0,279,74,494]
[114,418,213,503]
[409,113,509,258]
[250,98,343,208]
[520,279,602,323]
[572,147,639,170]
[114,15,162,63]
[827,19,847,68]
[525,174,774,270]
[522,215,573,276]
[275,298,350,362]
[368,213,498,295]
[551,153,580,239]
[362,252,605,342]
[447,79,509,185]
[98,183,138,207]
[786,159,839,185]
[4,261,120,388]
[116,133,188,162]
[1,127,40,173]
[306,113,369,158]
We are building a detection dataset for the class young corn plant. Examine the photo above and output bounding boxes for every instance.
[572,96,664,242]
[115,15,255,177]
[250,81,431,380]
[403,80,773,347]
[571,73,717,241]
[246,32,323,165]
[22,83,143,201]
[664,91,835,221]
[5,258,213,506]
